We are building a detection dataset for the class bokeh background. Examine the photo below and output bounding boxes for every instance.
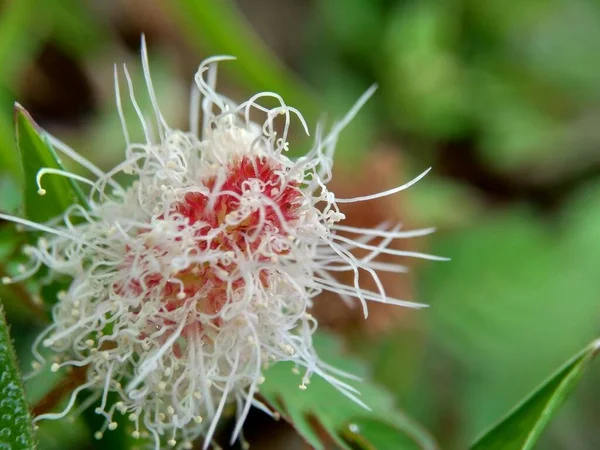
[1,0,600,449]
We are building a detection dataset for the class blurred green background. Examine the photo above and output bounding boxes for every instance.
[1,0,600,449]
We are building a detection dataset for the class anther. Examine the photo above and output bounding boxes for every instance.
[279,343,295,355]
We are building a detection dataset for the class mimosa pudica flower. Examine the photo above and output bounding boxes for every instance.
[0,38,444,449]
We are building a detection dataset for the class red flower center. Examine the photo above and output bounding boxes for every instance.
[119,156,302,345]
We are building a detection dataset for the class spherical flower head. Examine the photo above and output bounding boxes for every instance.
[3,39,442,449]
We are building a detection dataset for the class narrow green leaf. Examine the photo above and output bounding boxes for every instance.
[261,332,437,450]
[470,339,600,450]
[423,210,600,435]
[0,94,21,180]
[0,174,23,214]
[0,303,35,449]
[15,104,88,223]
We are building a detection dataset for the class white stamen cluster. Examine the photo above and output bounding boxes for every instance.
[1,39,442,449]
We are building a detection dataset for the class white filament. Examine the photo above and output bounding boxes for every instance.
[5,40,439,450]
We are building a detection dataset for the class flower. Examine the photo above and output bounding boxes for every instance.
[0,38,442,449]
[311,145,425,335]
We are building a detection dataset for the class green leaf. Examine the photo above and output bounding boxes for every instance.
[0,0,49,179]
[421,210,600,438]
[342,418,426,450]
[470,339,600,450]
[0,303,35,449]
[34,415,87,450]
[0,105,20,181]
[261,332,437,450]
[0,174,23,214]
[15,104,88,223]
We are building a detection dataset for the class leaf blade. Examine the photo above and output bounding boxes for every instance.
[470,339,600,450]
[14,104,88,222]
[0,303,35,449]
